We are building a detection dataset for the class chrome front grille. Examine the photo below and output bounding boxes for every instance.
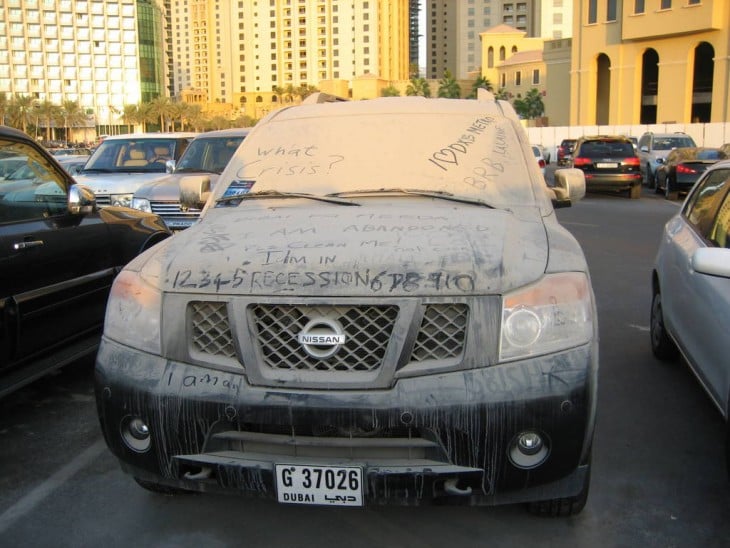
[151,200,201,217]
[251,304,398,372]
[95,194,111,206]
[411,304,468,362]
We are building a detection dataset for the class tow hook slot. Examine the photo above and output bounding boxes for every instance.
[184,467,212,481]
[444,478,472,496]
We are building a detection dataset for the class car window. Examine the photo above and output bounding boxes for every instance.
[685,168,730,238]
[0,146,67,223]
[653,136,695,150]
[578,140,634,158]
[177,136,245,173]
[84,138,187,173]
[710,192,730,248]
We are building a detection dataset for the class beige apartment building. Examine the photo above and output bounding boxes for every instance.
[171,0,411,120]
[570,0,730,125]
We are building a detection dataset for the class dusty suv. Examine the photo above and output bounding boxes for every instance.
[637,131,696,187]
[95,93,598,515]
[571,135,643,199]
[131,128,249,231]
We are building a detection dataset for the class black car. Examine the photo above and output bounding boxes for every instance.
[571,135,643,199]
[0,125,171,398]
[655,147,727,200]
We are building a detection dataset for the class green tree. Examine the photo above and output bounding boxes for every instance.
[148,96,174,131]
[468,76,494,99]
[61,100,87,144]
[8,94,37,134]
[34,100,61,143]
[0,94,8,125]
[437,70,461,99]
[406,77,431,98]
[494,88,510,101]
[295,84,318,101]
[122,104,139,133]
[513,88,545,120]
[380,85,400,97]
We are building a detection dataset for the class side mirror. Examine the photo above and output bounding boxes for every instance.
[640,145,649,153]
[166,159,176,173]
[68,183,96,215]
[656,157,665,165]
[551,168,586,208]
[692,248,730,278]
[180,175,211,209]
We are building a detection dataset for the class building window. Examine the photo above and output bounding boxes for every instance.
[634,0,645,13]
[515,71,521,86]
[660,0,671,8]
[532,69,539,84]
[607,0,617,21]
[588,0,597,23]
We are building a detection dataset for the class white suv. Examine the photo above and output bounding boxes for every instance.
[95,92,597,516]
[637,132,696,187]
[75,132,197,207]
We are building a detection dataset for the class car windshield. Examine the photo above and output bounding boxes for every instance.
[83,138,179,173]
[654,136,695,150]
[579,140,634,158]
[175,136,245,173]
[214,110,537,208]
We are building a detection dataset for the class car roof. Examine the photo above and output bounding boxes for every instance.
[102,132,198,140]
[193,128,251,139]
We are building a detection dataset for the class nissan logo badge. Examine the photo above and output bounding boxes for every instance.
[297,318,346,359]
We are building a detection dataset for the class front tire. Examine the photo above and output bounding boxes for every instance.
[650,289,679,360]
[646,165,656,189]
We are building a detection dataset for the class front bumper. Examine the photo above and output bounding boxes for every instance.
[95,338,597,506]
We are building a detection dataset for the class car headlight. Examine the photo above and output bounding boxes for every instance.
[110,193,134,208]
[500,272,594,362]
[104,270,162,355]
[131,197,151,212]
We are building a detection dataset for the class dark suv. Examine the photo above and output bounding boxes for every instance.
[571,135,643,199]
[0,125,172,398]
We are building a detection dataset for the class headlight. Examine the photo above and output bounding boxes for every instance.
[104,270,162,355]
[131,197,151,212]
[110,193,134,208]
[500,272,593,362]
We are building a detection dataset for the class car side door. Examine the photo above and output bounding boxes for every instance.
[0,151,114,371]
[662,168,730,409]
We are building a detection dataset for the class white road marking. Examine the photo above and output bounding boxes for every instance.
[0,438,107,534]
[629,324,650,332]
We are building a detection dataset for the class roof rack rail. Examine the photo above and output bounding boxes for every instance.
[302,92,349,105]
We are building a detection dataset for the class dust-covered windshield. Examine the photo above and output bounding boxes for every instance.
[214,109,538,208]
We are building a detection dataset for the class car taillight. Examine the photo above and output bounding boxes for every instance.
[677,164,696,174]
[538,159,546,168]
[572,157,591,167]
[624,157,640,167]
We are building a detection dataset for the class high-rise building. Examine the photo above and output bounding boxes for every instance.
[426,1,571,81]
[0,0,166,132]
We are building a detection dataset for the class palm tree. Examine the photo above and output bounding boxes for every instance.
[406,77,431,98]
[168,101,190,131]
[148,96,174,132]
[61,100,87,144]
[513,88,545,120]
[122,104,139,133]
[185,104,204,131]
[34,100,61,143]
[437,70,461,99]
[0,94,8,125]
[295,84,318,101]
[468,76,494,99]
[381,85,400,97]
[8,94,37,134]
[138,102,155,132]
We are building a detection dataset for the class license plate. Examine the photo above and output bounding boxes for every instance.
[275,464,363,506]
[596,162,618,169]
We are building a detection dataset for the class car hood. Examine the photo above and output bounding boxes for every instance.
[75,172,169,195]
[133,172,222,201]
[135,199,550,297]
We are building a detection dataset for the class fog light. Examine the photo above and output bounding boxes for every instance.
[121,416,152,452]
[509,430,549,469]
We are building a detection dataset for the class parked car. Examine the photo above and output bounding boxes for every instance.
[650,159,730,474]
[0,125,172,399]
[56,154,90,176]
[95,92,597,516]
[131,128,249,231]
[75,132,197,208]
[49,147,92,157]
[557,138,577,166]
[655,147,728,200]
[637,131,697,188]
[531,144,546,176]
[570,135,643,199]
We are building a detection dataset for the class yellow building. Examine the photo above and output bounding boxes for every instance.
[479,24,544,90]
[571,0,730,125]
[172,0,411,120]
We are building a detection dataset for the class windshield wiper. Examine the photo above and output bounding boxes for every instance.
[177,167,218,174]
[215,190,359,206]
[326,188,496,209]
[80,168,113,173]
